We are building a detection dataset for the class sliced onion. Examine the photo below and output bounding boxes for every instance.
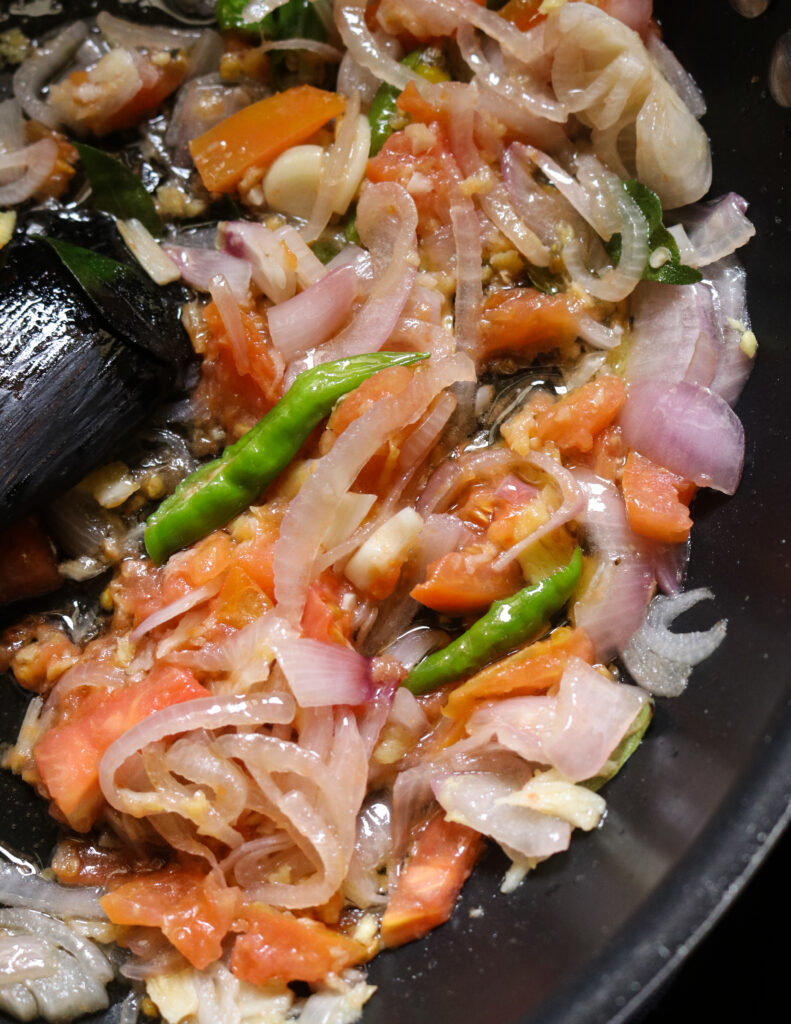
[434,770,572,860]
[117,219,181,286]
[99,693,295,811]
[447,87,550,267]
[0,98,24,155]
[130,579,222,641]
[622,588,727,696]
[219,221,298,303]
[574,557,655,662]
[303,91,364,242]
[0,863,106,920]
[209,274,250,374]
[620,380,745,494]
[272,223,327,287]
[707,257,754,407]
[0,138,58,206]
[647,33,706,118]
[310,182,418,364]
[163,244,252,302]
[0,935,53,982]
[273,638,373,707]
[493,450,585,571]
[96,11,203,49]
[680,193,756,268]
[268,263,358,360]
[635,76,712,208]
[450,196,482,356]
[13,21,89,129]
[624,280,706,387]
[382,626,447,673]
[457,24,567,124]
[336,0,426,94]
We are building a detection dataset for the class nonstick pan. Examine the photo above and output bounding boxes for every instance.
[0,1,788,1022]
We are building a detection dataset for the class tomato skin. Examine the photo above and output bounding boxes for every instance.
[34,666,209,832]
[622,450,694,544]
[231,905,367,985]
[101,865,237,970]
[381,814,483,948]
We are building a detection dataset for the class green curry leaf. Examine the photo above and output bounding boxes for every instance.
[75,142,162,238]
[604,180,702,286]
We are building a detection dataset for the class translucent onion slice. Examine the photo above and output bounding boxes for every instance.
[620,379,745,494]
[273,638,373,707]
[622,589,727,697]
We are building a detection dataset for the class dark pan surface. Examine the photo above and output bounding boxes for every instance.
[1,2,789,1023]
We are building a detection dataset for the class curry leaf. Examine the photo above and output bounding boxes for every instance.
[43,237,190,370]
[604,180,702,286]
[75,142,162,238]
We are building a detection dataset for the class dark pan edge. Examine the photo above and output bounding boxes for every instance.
[530,710,791,1024]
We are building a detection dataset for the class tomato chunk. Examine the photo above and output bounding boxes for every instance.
[622,450,695,544]
[535,375,626,453]
[102,865,237,969]
[381,814,483,948]
[480,288,584,357]
[231,905,367,985]
[411,547,523,615]
[34,666,208,832]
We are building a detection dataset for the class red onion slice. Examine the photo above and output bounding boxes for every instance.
[13,21,89,129]
[273,638,373,707]
[267,264,358,361]
[680,193,756,268]
[620,380,745,494]
[309,182,418,364]
[0,139,58,206]
[219,221,298,303]
[162,244,252,303]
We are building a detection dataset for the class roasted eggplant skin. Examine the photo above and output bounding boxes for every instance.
[0,217,193,530]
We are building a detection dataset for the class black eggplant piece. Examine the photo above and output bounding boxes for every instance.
[0,212,194,529]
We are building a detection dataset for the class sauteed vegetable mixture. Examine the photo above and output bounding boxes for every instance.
[0,1,756,1021]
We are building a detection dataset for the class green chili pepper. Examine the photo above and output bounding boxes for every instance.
[404,548,583,696]
[144,351,429,564]
[216,0,261,35]
[368,47,449,156]
[582,701,653,792]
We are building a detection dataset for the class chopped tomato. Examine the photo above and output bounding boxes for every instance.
[498,0,544,30]
[411,546,523,615]
[367,123,460,236]
[190,86,345,193]
[622,450,695,544]
[102,865,237,969]
[381,814,483,948]
[25,123,78,201]
[34,666,209,832]
[535,375,626,453]
[480,288,585,357]
[589,423,629,482]
[214,565,272,628]
[0,517,61,607]
[328,366,415,437]
[201,300,283,431]
[442,626,595,740]
[302,574,354,645]
[232,534,277,599]
[232,904,367,985]
[162,531,233,604]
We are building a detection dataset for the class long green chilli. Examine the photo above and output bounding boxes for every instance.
[404,548,583,696]
[144,351,429,565]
